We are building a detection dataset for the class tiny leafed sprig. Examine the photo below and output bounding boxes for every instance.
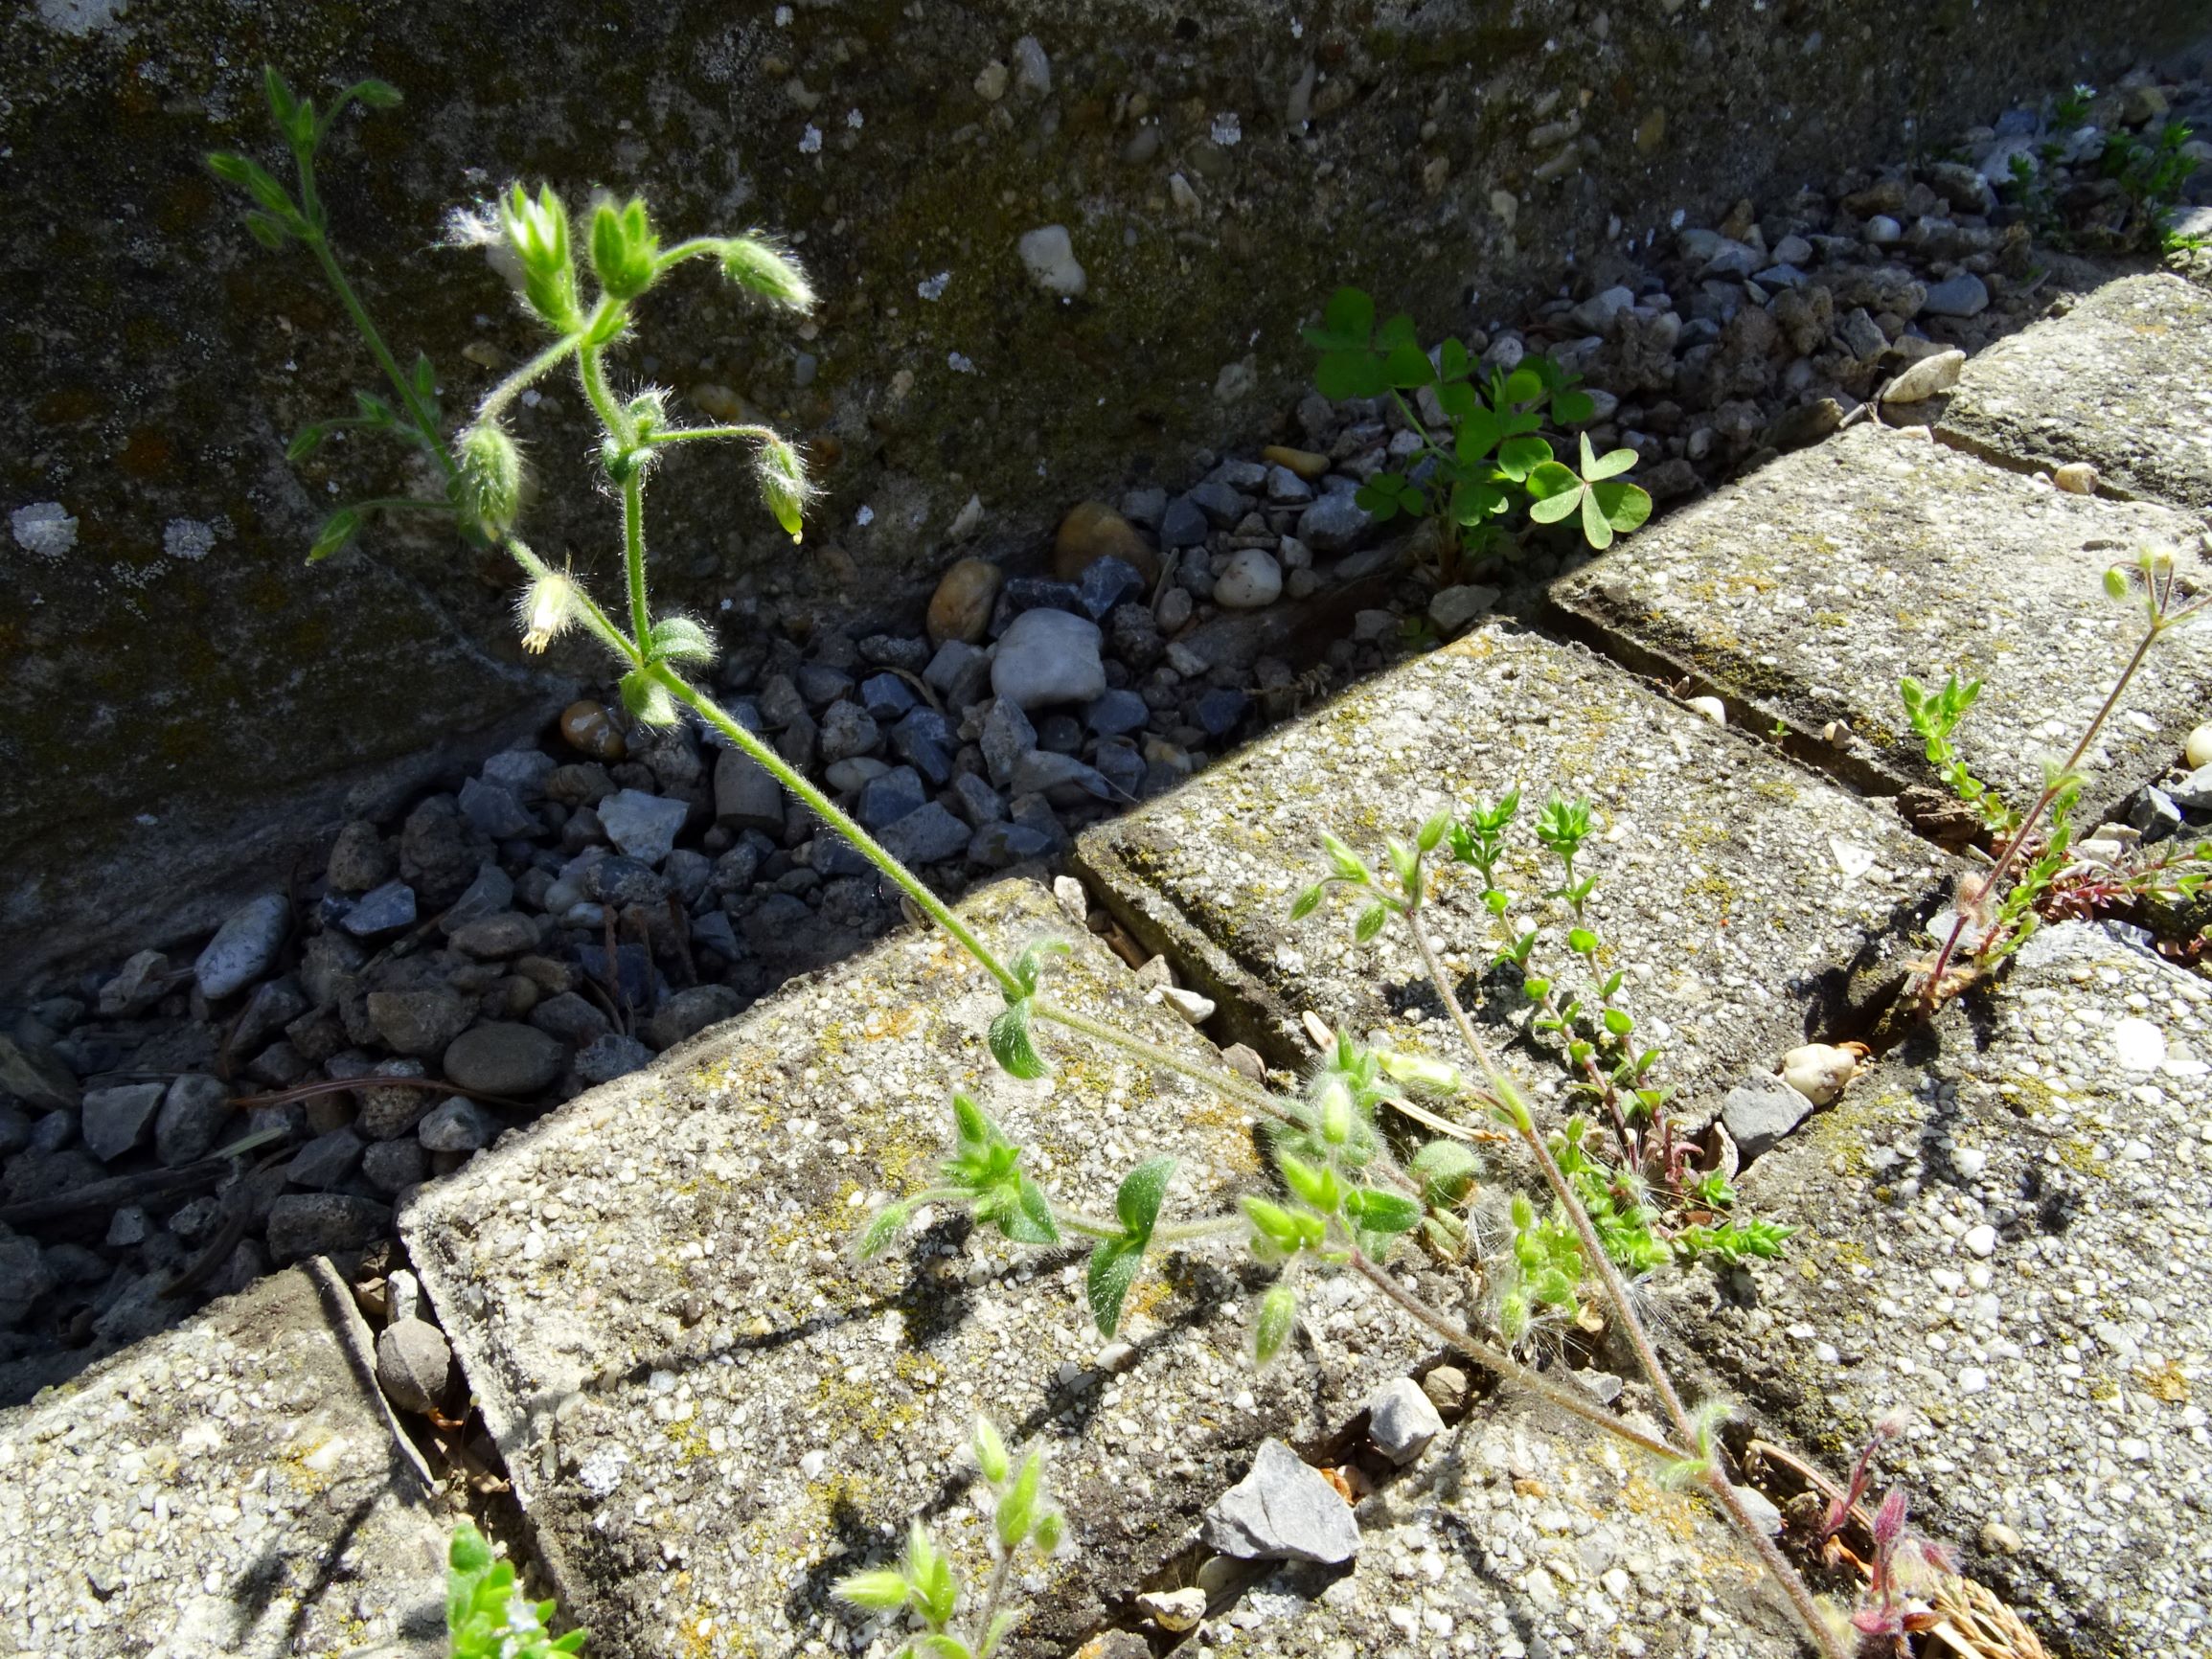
[833,1419,1065,1659]
[445,1522,584,1659]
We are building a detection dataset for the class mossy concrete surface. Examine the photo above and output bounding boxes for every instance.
[1187,1410,1797,1659]
[1551,422,2211,817]
[0,1260,448,1658]
[1938,273,2212,512]
[1073,621,1950,1107]
[4,0,2202,989]
[400,877,1421,1659]
[1669,922,2212,1658]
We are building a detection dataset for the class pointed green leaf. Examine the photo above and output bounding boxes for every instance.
[285,425,327,462]
[1085,1237,1145,1335]
[350,78,402,109]
[1410,1139,1481,1205]
[987,1001,1049,1079]
[307,507,360,562]
[1344,1186,1423,1238]
[1288,882,1326,920]
[1006,1173,1060,1246]
[834,1567,914,1612]
[995,1450,1041,1551]
[1113,1156,1176,1241]
[1354,901,1389,943]
[1011,938,1071,996]
[855,1199,919,1261]
[1253,1284,1296,1365]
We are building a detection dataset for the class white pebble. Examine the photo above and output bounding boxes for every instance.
[1957,1367,1989,1395]
[2109,1016,2165,1073]
[1962,1224,1997,1258]
[1686,695,1726,725]
[2187,722,2212,769]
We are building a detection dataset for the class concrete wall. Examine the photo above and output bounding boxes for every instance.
[2,0,2204,988]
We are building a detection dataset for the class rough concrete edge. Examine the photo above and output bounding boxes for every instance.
[1067,829,1306,1071]
[1539,577,1931,805]
[299,1254,444,1505]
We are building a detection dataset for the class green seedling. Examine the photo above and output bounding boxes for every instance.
[445,1524,583,1659]
[1303,285,1648,579]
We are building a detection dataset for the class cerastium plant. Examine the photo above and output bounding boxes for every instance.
[1905,546,2211,1012]
[445,1522,584,1658]
[832,1418,1065,1659]
[218,70,1863,1659]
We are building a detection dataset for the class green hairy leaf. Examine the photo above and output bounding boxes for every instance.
[1085,1237,1145,1335]
[1252,1283,1297,1365]
[987,1001,1049,1079]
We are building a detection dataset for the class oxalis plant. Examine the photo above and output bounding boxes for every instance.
[1904,547,2210,1012]
[1304,285,1653,583]
[214,70,1887,1659]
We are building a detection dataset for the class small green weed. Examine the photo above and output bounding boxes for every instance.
[445,1523,583,1659]
[1304,286,1650,580]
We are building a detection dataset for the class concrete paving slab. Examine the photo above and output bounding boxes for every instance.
[1551,422,2210,815]
[1937,272,2212,512]
[401,877,1421,1659]
[1073,621,1950,1108]
[1675,921,2212,1658]
[1182,1407,1796,1659]
[0,1260,447,1659]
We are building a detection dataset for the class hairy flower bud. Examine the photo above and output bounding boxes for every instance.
[497,183,580,330]
[458,420,524,535]
[756,436,811,543]
[588,195,659,302]
[718,236,815,310]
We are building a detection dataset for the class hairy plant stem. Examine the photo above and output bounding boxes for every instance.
[475,333,582,423]
[620,470,651,648]
[1344,1253,1683,1465]
[648,664,1024,999]
[1406,914,1848,1659]
[969,1553,1017,1659]
[1921,617,2161,1009]
[301,230,456,484]
[1407,915,1695,1439]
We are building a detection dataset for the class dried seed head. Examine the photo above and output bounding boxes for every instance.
[514,564,581,653]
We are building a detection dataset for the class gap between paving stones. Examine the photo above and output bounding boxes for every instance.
[1073,617,1956,1100]
[1549,292,2212,831]
[1663,920,2212,1659]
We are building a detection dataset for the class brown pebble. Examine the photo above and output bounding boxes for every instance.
[2052,462,2098,495]
[1053,500,1159,583]
[559,700,627,761]
[926,556,1003,646]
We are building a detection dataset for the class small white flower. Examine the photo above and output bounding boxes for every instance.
[799,125,823,154]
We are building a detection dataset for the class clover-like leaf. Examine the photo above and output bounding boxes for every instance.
[1383,339,1436,389]
[1496,434,1553,481]
[1578,431,1640,481]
